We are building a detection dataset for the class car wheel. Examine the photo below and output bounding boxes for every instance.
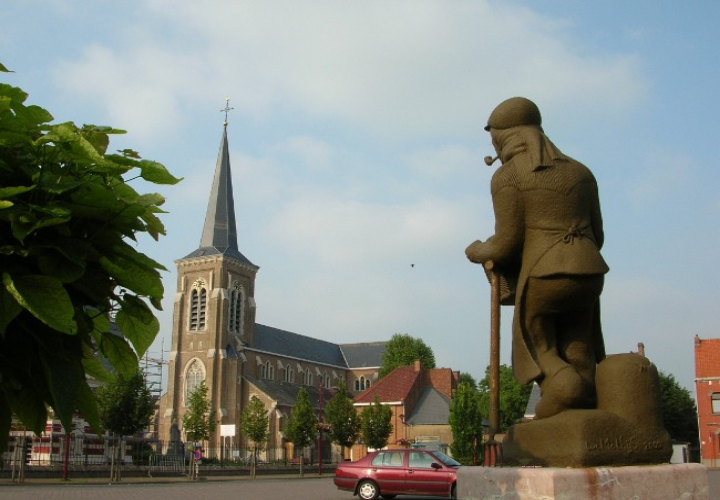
[380,496,396,500]
[357,480,380,500]
[451,483,457,499]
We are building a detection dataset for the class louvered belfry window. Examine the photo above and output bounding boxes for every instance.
[228,281,243,333]
[189,278,207,331]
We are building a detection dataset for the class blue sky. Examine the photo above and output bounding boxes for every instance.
[4,1,720,394]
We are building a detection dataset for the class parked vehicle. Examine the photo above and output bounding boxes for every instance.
[334,448,461,499]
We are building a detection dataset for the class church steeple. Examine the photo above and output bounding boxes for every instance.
[199,124,238,251]
[183,102,256,268]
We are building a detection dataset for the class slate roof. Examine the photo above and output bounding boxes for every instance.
[340,342,386,369]
[181,124,257,268]
[250,324,347,368]
[405,387,451,425]
[353,365,421,404]
[182,246,257,267]
[245,374,334,410]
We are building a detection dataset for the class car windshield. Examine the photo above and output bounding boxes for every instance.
[428,450,462,467]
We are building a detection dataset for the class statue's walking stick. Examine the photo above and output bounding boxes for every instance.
[483,260,502,466]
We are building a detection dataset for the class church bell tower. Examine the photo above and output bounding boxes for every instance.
[161,104,258,453]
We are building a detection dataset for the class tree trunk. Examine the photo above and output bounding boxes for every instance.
[110,436,123,482]
[109,436,115,482]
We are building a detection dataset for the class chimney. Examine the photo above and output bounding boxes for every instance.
[637,342,645,357]
[414,359,422,372]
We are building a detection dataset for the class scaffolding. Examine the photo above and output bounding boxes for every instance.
[141,340,168,439]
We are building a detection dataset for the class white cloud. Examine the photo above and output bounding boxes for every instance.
[53,0,647,142]
[53,43,205,141]
[263,195,480,267]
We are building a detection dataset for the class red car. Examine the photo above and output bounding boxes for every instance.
[334,449,461,499]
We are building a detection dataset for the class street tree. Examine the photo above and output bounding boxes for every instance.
[284,387,317,477]
[449,381,484,464]
[360,395,393,450]
[323,380,361,459]
[478,364,533,432]
[182,381,216,443]
[458,372,479,390]
[240,395,269,478]
[96,370,154,481]
[0,67,181,451]
[379,333,436,378]
[658,371,699,447]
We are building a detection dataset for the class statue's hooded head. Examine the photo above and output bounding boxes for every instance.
[485,97,567,169]
[484,97,542,132]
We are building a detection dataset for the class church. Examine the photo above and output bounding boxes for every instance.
[157,120,385,461]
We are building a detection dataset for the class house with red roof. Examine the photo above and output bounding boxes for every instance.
[695,335,720,466]
[350,360,459,460]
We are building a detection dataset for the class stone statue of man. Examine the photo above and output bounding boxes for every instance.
[466,97,609,419]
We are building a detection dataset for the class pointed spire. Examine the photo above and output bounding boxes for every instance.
[182,100,257,268]
[199,124,238,251]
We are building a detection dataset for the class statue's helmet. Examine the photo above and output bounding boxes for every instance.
[484,97,542,131]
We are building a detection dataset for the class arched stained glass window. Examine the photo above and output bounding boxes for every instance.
[185,360,205,406]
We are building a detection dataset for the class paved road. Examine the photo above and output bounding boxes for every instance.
[0,476,340,500]
[2,470,717,499]
[0,475,449,500]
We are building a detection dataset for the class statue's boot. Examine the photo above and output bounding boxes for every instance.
[534,365,596,419]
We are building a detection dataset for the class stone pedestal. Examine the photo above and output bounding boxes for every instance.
[502,409,672,467]
[457,463,709,500]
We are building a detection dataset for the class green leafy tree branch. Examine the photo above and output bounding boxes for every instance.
[284,388,317,477]
[324,380,361,459]
[0,66,181,450]
[449,381,483,464]
[478,364,532,432]
[96,370,154,481]
[182,381,216,443]
[240,395,269,478]
[360,395,393,450]
[379,333,436,378]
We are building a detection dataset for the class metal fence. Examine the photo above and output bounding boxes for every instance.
[2,433,163,469]
[3,433,339,474]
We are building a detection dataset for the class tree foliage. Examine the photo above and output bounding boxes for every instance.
[324,380,361,456]
[0,67,181,450]
[449,381,483,463]
[96,370,154,437]
[658,371,699,446]
[96,369,154,482]
[458,372,478,389]
[379,333,436,378]
[240,395,269,478]
[182,381,216,442]
[478,364,532,432]
[361,395,393,450]
[284,387,317,476]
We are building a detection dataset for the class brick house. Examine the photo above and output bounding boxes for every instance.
[351,360,459,460]
[694,334,720,467]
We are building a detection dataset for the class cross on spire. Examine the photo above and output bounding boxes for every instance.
[221,97,234,126]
